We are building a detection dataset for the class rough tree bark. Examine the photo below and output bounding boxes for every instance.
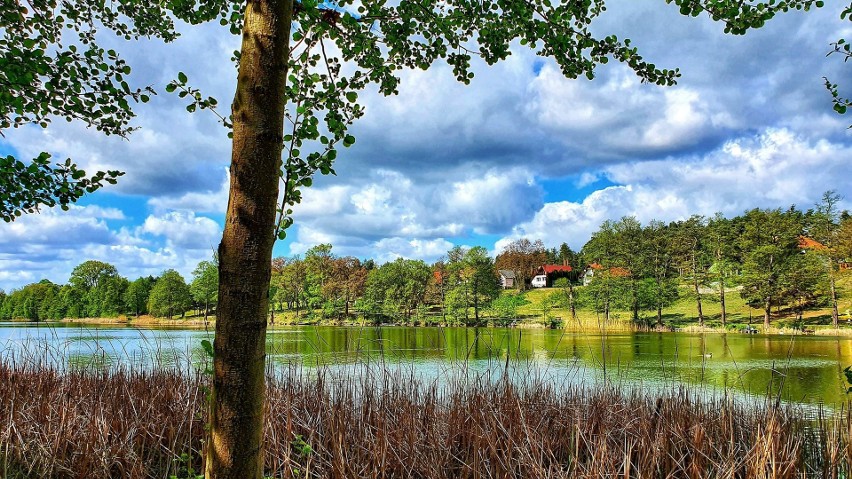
[208,0,293,477]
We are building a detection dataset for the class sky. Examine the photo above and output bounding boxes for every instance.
[1,2,851,291]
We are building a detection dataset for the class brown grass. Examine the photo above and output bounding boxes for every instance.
[1,357,852,478]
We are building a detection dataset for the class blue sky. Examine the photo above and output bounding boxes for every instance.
[1,2,851,290]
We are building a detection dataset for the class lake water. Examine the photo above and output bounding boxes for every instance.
[1,322,850,407]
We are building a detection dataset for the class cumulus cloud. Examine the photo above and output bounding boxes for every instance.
[0,205,221,291]
[3,23,238,198]
[139,211,221,251]
[289,167,542,256]
[498,129,852,251]
[0,205,119,255]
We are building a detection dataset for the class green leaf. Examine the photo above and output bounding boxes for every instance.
[178,71,188,83]
[201,339,214,358]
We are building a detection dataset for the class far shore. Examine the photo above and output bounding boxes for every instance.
[0,314,840,337]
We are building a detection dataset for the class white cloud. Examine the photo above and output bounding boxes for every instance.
[0,206,221,290]
[291,167,542,244]
[140,211,221,251]
[499,128,852,251]
[527,66,736,158]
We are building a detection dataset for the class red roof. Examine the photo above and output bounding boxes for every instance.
[540,264,572,274]
[798,236,826,251]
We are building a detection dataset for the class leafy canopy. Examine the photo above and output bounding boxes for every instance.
[0,0,823,225]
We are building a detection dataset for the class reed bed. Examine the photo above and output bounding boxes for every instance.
[1,356,852,478]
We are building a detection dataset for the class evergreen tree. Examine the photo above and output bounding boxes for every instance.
[738,208,803,328]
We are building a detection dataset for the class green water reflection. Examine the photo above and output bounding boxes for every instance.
[1,323,849,405]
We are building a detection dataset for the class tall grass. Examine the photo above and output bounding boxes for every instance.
[1,354,852,478]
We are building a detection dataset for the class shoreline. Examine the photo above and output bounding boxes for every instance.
[1,316,844,337]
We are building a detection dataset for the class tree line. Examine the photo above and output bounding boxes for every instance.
[3,192,852,328]
[0,259,218,322]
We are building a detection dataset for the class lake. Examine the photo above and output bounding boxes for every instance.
[1,322,849,406]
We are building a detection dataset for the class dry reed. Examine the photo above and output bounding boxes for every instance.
[1,355,851,478]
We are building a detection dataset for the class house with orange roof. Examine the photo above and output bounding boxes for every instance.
[581,263,630,286]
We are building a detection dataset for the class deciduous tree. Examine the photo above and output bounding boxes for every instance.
[191,260,219,321]
[495,239,547,291]
[707,213,742,326]
[148,270,192,319]
[644,220,678,327]
[125,276,155,318]
[671,216,711,326]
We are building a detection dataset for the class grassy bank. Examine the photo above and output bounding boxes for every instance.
[1,355,852,478]
[513,274,852,333]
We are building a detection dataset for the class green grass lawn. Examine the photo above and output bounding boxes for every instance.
[506,272,852,331]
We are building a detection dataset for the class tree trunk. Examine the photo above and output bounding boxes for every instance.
[764,298,771,329]
[657,306,663,327]
[718,272,726,327]
[830,273,839,328]
[207,1,292,477]
[692,274,704,326]
[473,290,479,324]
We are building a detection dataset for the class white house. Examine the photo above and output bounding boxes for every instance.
[531,274,547,288]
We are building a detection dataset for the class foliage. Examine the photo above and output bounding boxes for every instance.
[148,270,192,319]
[738,208,803,323]
[362,258,431,322]
[125,276,155,317]
[0,154,123,222]
[488,293,529,324]
[0,280,59,321]
[190,260,218,319]
[824,3,852,126]
[579,271,631,320]
[443,246,500,325]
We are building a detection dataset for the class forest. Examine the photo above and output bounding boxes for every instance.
[3,193,852,330]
